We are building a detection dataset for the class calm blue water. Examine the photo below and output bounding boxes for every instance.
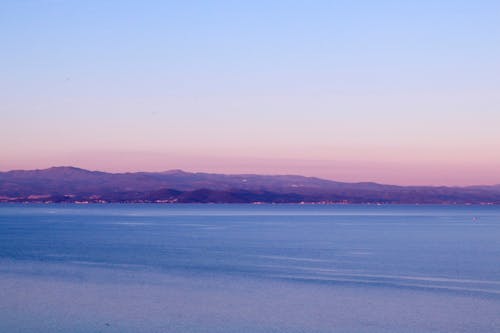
[1,204,500,332]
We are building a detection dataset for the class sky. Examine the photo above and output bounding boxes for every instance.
[1,0,500,185]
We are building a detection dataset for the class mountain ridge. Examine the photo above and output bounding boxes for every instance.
[1,166,500,204]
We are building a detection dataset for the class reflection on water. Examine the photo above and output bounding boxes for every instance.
[1,204,500,332]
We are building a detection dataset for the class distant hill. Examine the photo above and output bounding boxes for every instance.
[1,166,500,204]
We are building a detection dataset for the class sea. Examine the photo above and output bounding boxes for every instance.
[1,204,499,333]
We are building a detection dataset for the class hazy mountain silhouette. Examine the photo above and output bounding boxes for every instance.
[1,166,499,204]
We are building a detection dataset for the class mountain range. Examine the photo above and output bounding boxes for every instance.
[1,166,500,204]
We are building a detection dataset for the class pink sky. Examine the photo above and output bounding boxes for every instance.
[2,150,500,186]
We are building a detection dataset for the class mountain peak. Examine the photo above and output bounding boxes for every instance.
[46,166,87,172]
[42,166,101,175]
[160,169,189,175]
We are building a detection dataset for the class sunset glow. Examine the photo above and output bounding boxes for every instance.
[1,1,499,185]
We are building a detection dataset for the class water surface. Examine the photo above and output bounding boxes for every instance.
[1,204,499,332]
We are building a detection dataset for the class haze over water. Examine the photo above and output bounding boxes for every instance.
[1,204,500,333]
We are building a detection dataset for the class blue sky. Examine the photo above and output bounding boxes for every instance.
[1,0,499,185]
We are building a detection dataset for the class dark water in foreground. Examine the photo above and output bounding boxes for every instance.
[1,204,500,333]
